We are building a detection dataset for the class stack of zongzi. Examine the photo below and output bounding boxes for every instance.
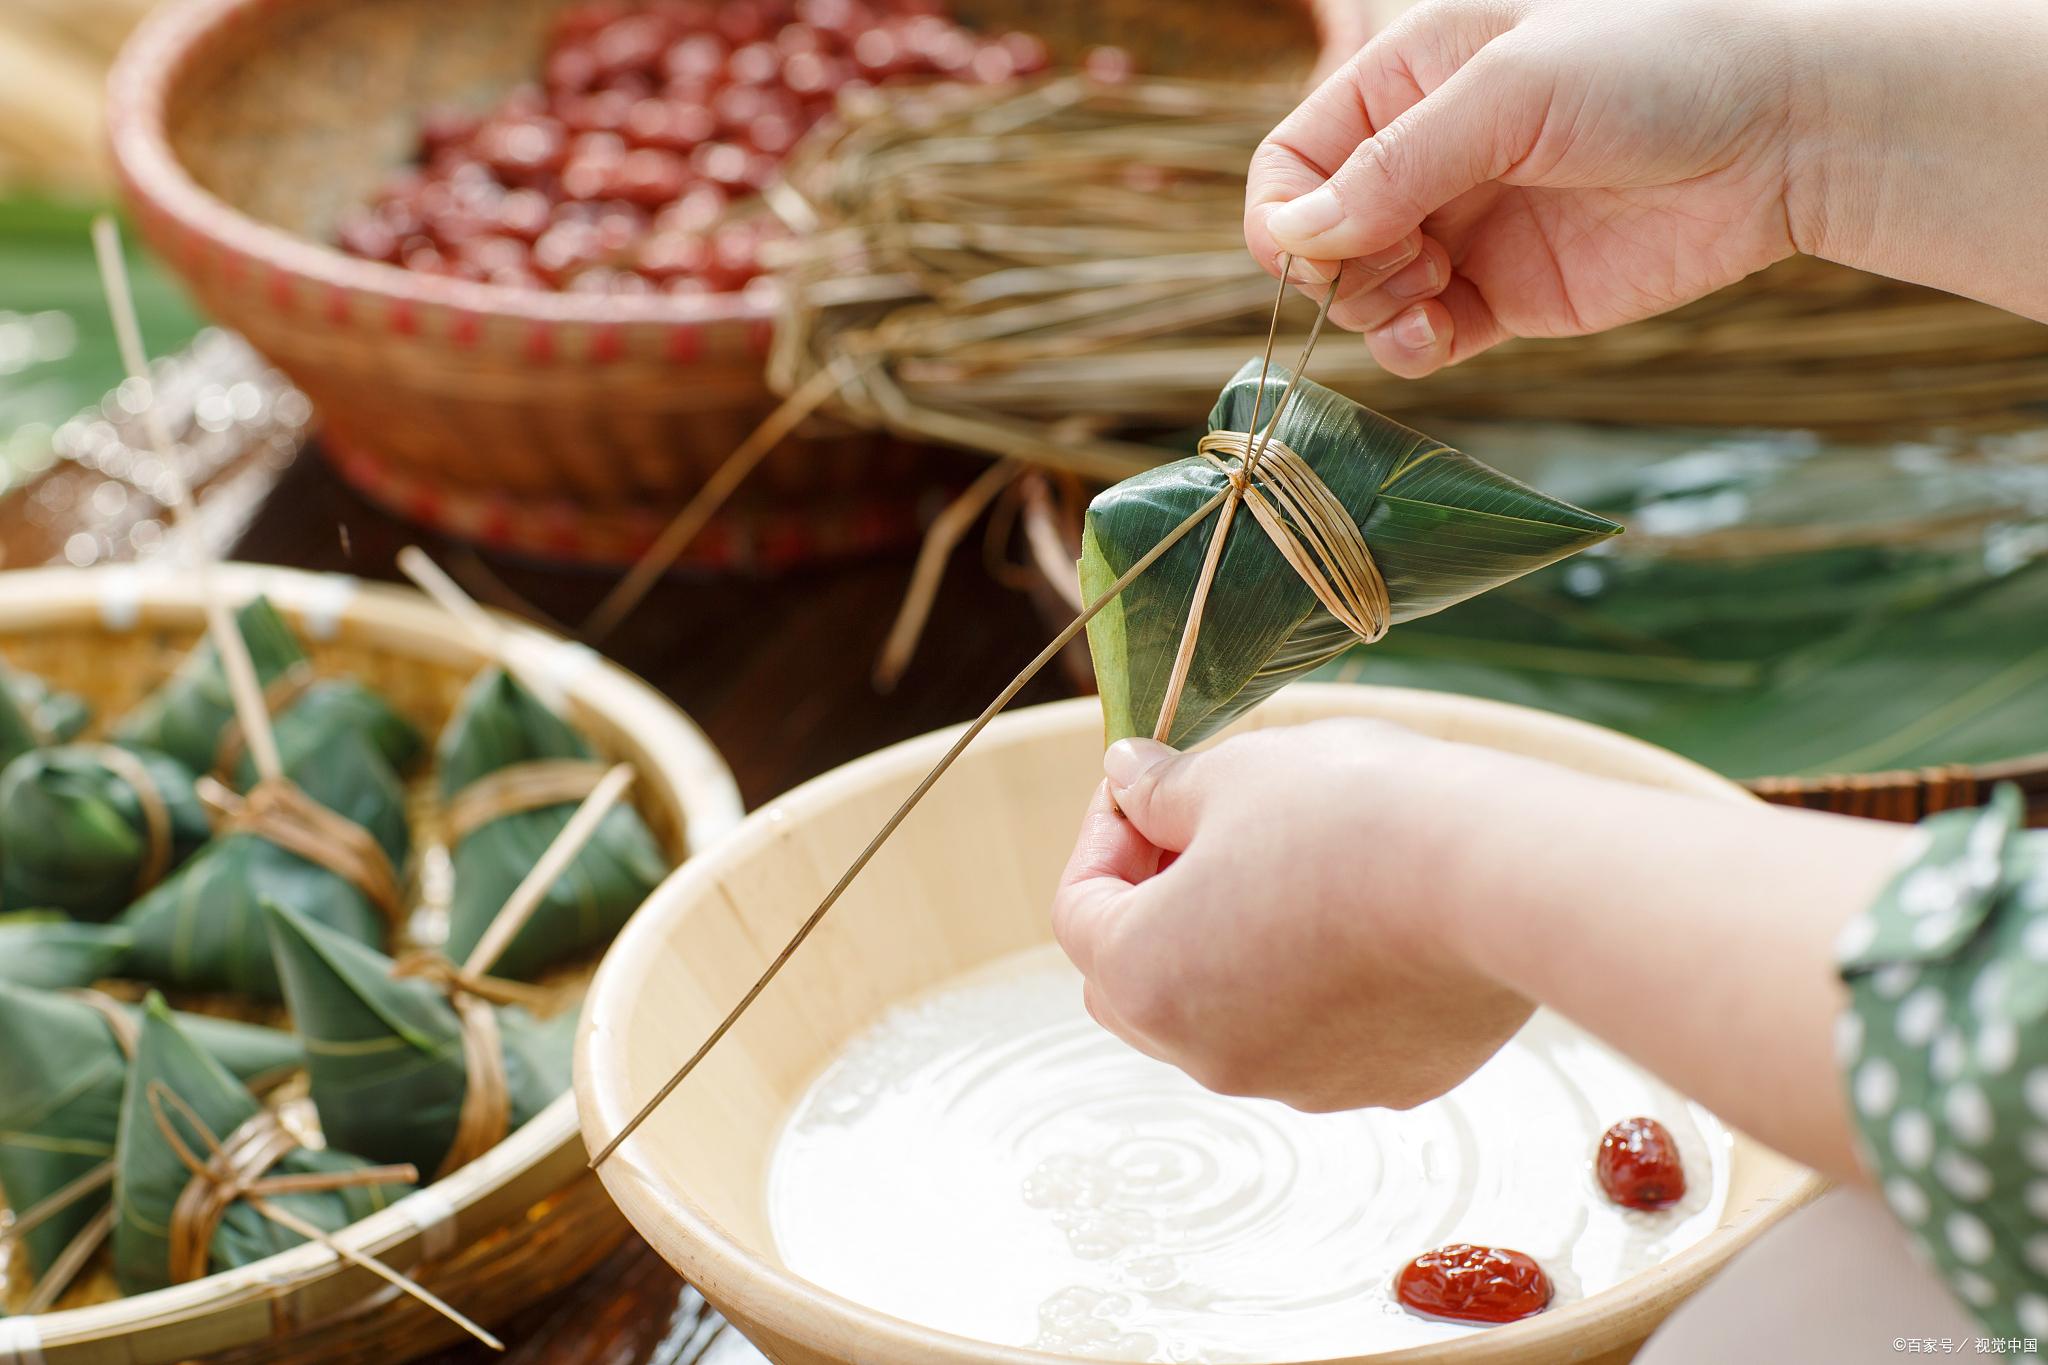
[0,581,660,1318]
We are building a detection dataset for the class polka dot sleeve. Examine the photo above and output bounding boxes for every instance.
[1836,783,2048,1339]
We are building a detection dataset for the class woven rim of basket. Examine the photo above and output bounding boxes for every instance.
[104,0,779,335]
[0,563,744,1358]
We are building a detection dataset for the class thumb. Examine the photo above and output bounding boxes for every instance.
[1264,44,1539,262]
[1104,738,1209,852]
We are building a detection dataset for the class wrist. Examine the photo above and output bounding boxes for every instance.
[1781,0,2048,319]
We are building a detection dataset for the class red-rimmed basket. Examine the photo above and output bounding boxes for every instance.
[103,0,957,572]
[103,0,1323,572]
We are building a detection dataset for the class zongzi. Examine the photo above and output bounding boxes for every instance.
[0,744,210,921]
[0,912,133,989]
[1081,362,1622,748]
[264,902,575,1178]
[437,668,665,980]
[119,729,411,997]
[112,993,407,1295]
[0,662,88,770]
[110,596,305,774]
[0,984,298,1287]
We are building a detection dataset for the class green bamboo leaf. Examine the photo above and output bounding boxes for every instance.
[264,903,573,1177]
[1081,361,1620,747]
[0,745,211,921]
[110,598,307,774]
[0,912,133,989]
[0,661,90,771]
[112,993,401,1295]
[436,669,666,980]
[0,984,298,1282]
[119,731,410,998]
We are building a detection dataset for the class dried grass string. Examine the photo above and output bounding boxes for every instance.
[143,1082,503,1350]
[873,458,1025,690]
[582,360,859,643]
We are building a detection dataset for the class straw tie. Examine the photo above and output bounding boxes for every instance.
[205,777,404,924]
[89,743,176,896]
[445,758,613,845]
[210,660,318,782]
[386,951,551,1179]
[144,1082,502,1348]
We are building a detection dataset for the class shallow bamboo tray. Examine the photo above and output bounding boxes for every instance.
[577,685,1822,1365]
[0,562,744,1365]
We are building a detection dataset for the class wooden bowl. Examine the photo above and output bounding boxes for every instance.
[577,685,1822,1365]
[0,562,744,1365]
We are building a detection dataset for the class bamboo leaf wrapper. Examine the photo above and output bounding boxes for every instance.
[111,994,405,1295]
[1081,362,1622,747]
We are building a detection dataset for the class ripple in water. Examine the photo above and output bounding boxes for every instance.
[768,946,1729,1362]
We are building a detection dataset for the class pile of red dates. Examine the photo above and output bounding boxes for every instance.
[336,0,1063,295]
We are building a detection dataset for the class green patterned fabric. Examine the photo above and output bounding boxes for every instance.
[1836,783,2048,1341]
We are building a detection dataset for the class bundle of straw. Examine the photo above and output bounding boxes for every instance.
[769,75,2048,458]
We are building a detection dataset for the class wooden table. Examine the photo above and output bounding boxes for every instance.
[227,450,1076,1364]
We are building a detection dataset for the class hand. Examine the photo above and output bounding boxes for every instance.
[1049,714,1913,1174]
[1050,720,1534,1113]
[1247,0,1805,378]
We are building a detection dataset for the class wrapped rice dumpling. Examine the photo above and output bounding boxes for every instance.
[0,744,211,921]
[437,668,665,980]
[119,730,411,997]
[1081,362,1622,747]
[111,596,419,780]
[0,912,133,989]
[265,902,575,1178]
[112,993,406,1295]
[110,596,304,774]
[0,662,88,770]
[0,984,298,1286]
[229,678,422,787]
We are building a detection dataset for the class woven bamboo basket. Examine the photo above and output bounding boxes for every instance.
[102,0,1320,569]
[0,562,744,1365]
[577,686,1822,1365]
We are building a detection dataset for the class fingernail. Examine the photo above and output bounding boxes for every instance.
[1104,738,1174,791]
[1287,257,1335,285]
[1266,187,1342,245]
[1390,305,1437,351]
[1383,251,1440,301]
[1362,234,1419,274]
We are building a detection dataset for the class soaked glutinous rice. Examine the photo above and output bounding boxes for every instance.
[768,945,1728,1362]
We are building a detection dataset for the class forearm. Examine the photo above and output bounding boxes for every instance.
[1429,747,1915,1178]
[1786,0,2048,322]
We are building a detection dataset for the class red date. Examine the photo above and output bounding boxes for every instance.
[338,0,1055,294]
[1396,1244,1553,1325]
[1596,1116,1687,1210]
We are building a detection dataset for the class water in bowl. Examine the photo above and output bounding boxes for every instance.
[768,945,1728,1362]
